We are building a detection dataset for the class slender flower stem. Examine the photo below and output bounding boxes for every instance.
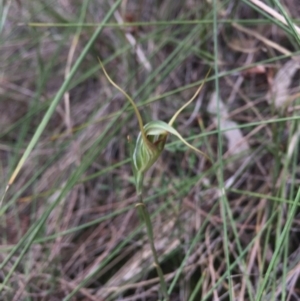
[103,58,210,301]
[135,194,169,301]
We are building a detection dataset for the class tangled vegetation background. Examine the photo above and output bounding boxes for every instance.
[1,0,300,300]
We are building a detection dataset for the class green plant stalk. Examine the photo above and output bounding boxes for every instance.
[255,187,300,301]
[272,0,300,46]
[28,19,300,28]
[213,0,233,300]
[128,136,169,300]
[188,270,206,301]
[135,194,169,301]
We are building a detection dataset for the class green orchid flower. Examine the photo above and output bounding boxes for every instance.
[98,59,210,195]
[99,59,210,300]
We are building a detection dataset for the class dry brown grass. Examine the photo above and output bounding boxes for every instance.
[1,1,300,300]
